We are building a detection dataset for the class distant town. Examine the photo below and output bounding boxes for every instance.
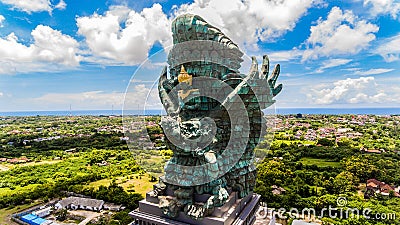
[0,113,399,224]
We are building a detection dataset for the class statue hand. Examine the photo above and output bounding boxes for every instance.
[221,55,282,110]
[260,55,282,97]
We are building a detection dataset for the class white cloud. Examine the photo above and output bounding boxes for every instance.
[375,34,400,62]
[0,0,52,13]
[31,25,81,65]
[0,15,4,27]
[307,77,387,104]
[321,58,352,69]
[314,58,352,73]
[342,67,361,72]
[75,1,322,65]
[354,68,394,76]
[0,92,3,97]
[76,4,171,65]
[302,7,379,61]
[55,0,66,10]
[124,84,162,110]
[364,0,400,18]
[267,49,303,62]
[175,0,318,49]
[0,0,67,13]
[0,25,81,74]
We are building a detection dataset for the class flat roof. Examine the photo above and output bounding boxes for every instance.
[32,217,47,225]
[21,214,38,220]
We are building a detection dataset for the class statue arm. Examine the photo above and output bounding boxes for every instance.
[221,55,282,110]
[158,66,179,116]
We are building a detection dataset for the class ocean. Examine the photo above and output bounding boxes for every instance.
[0,108,399,116]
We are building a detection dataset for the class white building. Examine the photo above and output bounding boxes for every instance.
[33,207,52,217]
[55,197,104,212]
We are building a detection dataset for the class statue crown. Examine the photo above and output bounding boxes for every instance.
[178,65,192,85]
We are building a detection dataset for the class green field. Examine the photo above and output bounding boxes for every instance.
[299,157,342,168]
[87,174,157,197]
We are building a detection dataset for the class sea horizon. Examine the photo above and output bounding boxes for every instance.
[0,107,399,116]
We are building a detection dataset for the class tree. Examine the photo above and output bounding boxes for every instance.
[333,171,359,194]
[257,160,293,186]
[344,156,380,182]
[55,209,68,221]
[317,138,335,147]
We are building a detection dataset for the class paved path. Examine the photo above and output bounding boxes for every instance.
[78,215,96,225]
[68,210,101,225]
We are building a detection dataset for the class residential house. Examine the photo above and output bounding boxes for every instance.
[361,147,382,154]
[271,185,286,195]
[365,179,400,198]
[103,203,125,211]
[55,197,104,212]
[7,157,30,164]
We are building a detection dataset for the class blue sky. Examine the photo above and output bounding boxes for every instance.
[0,0,399,112]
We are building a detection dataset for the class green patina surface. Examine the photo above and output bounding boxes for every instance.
[154,14,282,220]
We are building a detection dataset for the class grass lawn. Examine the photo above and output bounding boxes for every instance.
[24,159,63,167]
[299,157,342,168]
[0,160,63,171]
[274,140,317,146]
[87,174,157,197]
[0,202,40,225]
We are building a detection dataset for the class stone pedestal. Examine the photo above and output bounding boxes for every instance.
[129,192,260,225]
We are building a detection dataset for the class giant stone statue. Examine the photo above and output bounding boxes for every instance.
[130,14,282,225]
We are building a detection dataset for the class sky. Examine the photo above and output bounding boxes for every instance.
[0,0,399,112]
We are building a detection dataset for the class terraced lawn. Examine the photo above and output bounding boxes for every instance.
[299,157,342,168]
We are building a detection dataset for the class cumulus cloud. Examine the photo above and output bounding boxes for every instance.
[307,77,387,104]
[354,68,394,76]
[0,15,4,27]
[0,0,52,13]
[75,1,323,65]
[364,0,400,19]
[175,0,318,49]
[55,0,66,10]
[0,92,3,97]
[0,0,67,13]
[76,4,171,65]
[302,7,379,61]
[375,34,400,62]
[0,25,81,74]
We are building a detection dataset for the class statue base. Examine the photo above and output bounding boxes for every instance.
[129,192,260,225]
